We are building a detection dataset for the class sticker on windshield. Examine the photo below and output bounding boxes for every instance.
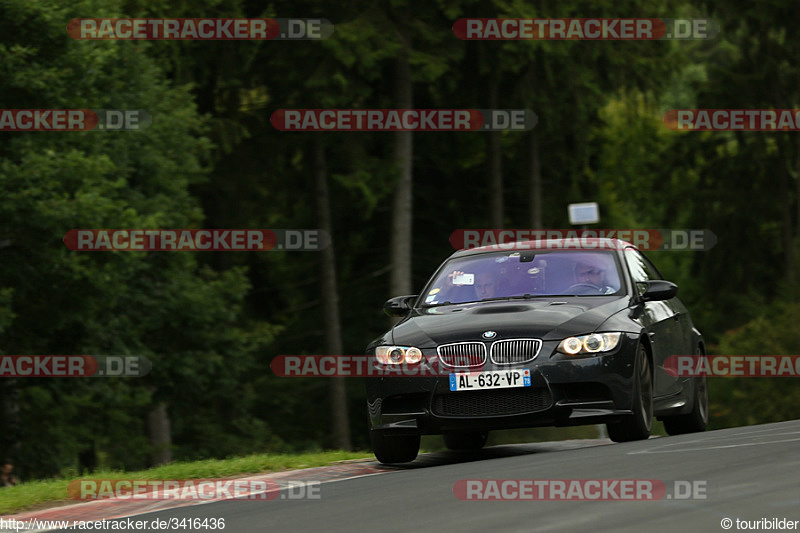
[452,273,474,285]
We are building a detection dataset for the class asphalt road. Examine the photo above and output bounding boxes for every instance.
[58,420,800,533]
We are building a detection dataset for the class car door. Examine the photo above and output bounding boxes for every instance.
[637,251,695,361]
[623,247,682,398]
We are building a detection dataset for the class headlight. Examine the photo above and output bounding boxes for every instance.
[561,337,583,355]
[376,346,424,365]
[557,333,622,356]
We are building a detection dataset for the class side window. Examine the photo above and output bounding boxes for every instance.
[624,248,661,294]
[641,254,663,281]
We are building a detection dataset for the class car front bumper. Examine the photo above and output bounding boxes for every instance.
[366,333,640,434]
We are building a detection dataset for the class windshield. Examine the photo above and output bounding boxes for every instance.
[420,250,624,306]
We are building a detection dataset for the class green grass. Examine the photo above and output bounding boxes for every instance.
[2,426,659,515]
[0,450,373,516]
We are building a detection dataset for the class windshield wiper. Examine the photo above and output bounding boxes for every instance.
[421,295,544,307]
[479,294,540,302]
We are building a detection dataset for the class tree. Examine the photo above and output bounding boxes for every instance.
[0,0,268,474]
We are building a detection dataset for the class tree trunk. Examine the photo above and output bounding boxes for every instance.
[488,82,504,228]
[313,139,352,451]
[793,133,800,282]
[784,146,796,284]
[528,129,542,228]
[0,379,20,460]
[147,402,172,466]
[390,41,414,297]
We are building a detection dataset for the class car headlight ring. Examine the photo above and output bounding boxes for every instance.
[557,333,622,356]
[376,346,424,365]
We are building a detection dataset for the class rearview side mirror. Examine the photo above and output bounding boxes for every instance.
[383,295,418,317]
[638,280,679,302]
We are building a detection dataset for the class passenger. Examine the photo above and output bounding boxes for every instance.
[473,272,498,299]
[442,270,499,301]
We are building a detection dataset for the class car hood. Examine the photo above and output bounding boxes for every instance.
[390,298,630,347]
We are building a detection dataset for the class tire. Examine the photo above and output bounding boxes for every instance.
[370,431,420,464]
[607,343,653,442]
[443,431,488,451]
[663,346,709,435]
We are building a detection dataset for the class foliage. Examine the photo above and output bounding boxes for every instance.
[1,0,799,482]
[709,292,800,428]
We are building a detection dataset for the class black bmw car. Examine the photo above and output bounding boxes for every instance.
[365,238,708,464]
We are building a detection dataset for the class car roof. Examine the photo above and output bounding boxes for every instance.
[448,238,637,259]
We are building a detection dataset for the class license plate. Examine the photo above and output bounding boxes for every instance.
[449,369,531,391]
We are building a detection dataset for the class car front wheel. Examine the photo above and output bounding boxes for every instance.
[607,343,653,442]
[370,431,420,464]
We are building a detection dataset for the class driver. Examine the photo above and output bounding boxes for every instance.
[572,258,616,294]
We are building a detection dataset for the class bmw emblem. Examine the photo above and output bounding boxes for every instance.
[482,331,497,339]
